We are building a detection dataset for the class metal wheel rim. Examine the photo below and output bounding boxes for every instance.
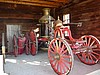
[77,35,100,65]
[48,38,74,75]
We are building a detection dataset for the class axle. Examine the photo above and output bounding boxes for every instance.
[74,45,97,54]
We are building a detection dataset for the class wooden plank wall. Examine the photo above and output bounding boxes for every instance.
[0,19,38,47]
[57,0,100,40]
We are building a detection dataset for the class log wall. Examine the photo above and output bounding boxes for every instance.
[57,0,100,40]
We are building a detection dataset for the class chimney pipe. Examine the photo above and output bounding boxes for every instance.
[39,8,55,23]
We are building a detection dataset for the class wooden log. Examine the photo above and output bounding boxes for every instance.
[0,0,59,7]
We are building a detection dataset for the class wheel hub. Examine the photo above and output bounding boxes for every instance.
[87,47,93,53]
[54,53,60,60]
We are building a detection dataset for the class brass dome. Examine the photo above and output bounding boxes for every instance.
[39,8,55,23]
[54,16,63,27]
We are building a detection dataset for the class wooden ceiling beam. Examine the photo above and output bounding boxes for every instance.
[21,0,60,5]
[0,0,60,7]
[0,3,43,14]
[46,0,68,3]
[0,13,41,20]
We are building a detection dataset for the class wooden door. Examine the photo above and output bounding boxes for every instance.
[6,25,21,52]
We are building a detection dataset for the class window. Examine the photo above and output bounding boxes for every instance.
[63,14,70,24]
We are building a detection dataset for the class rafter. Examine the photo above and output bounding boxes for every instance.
[0,3,43,15]
[0,0,62,8]
[46,0,68,3]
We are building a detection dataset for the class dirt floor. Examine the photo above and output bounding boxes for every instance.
[4,51,100,75]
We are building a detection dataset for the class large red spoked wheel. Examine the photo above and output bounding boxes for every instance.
[30,30,38,55]
[77,35,100,65]
[13,35,18,57]
[48,38,74,75]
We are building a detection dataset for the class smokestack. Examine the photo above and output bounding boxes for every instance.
[39,8,55,23]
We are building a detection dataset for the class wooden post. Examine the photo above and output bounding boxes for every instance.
[2,33,5,65]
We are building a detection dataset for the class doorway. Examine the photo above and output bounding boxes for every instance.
[6,25,21,53]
